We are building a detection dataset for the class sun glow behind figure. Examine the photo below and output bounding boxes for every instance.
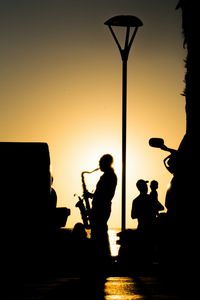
[51,130,172,230]
[71,141,142,229]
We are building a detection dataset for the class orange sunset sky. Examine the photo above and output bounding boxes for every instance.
[0,0,186,229]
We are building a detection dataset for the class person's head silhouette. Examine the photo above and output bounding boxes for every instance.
[150,180,158,190]
[99,154,114,172]
[136,179,149,193]
[72,222,87,240]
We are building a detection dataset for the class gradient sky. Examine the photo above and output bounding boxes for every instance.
[0,0,186,229]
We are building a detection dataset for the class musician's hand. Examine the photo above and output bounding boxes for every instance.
[84,191,93,199]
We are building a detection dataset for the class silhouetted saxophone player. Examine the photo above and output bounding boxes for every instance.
[76,154,117,266]
[88,154,117,262]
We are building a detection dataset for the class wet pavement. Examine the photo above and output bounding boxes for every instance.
[20,273,182,300]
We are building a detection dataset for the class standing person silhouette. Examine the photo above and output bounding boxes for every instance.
[149,180,164,217]
[149,180,165,262]
[131,179,164,232]
[131,179,157,265]
[131,179,151,232]
[89,154,117,270]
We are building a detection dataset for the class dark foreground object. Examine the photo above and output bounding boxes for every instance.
[1,142,70,295]
[0,142,196,299]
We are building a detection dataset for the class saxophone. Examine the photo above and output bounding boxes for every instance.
[75,168,99,229]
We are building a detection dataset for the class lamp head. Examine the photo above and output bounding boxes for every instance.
[104,15,143,28]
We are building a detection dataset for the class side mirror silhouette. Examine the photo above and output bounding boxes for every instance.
[149,137,177,173]
[149,137,176,154]
[149,138,165,149]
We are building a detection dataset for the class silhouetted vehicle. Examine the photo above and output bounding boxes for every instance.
[1,142,71,283]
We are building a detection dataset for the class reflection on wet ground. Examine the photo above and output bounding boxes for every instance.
[105,277,144,300]
[21,275,181,300]
[104,276,180,300]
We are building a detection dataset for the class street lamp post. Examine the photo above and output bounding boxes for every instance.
[104,15,143,232]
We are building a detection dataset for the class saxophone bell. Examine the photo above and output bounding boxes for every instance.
[75,195,90,229]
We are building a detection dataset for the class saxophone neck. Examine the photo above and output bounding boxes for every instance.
[81,168,99,176]
[81,167,99,195]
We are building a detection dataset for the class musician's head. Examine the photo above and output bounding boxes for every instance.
[99,154,113,172]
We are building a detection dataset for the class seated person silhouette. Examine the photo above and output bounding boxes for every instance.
[68,222,93,276]
[50,176,57,209]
